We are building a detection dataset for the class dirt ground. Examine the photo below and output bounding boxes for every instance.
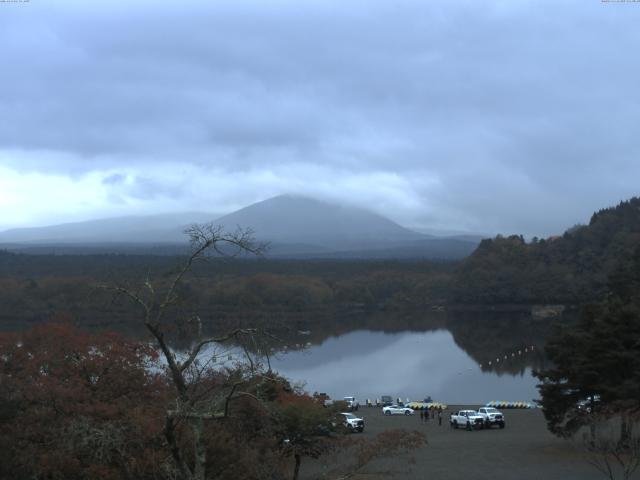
[300,406,638,480]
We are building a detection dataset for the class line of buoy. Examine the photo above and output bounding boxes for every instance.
[486,400,536,409]
[405,402,449,410]
[478,345,536,369]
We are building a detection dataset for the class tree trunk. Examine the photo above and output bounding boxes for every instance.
[192,417,207,480]
[165,415,193,480]
[292,454,301,480]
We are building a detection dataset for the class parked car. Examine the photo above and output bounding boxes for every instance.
[339,412,365,432]
[449,410,485,430]
[577,395,601,414]
[382,405,415,415]
[477,407,505,428]
[343,396,359,411]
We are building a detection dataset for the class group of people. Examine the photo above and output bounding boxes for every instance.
[419,408,443,426]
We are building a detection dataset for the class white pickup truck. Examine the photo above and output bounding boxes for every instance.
[477,407,505,428]
[339,412,365,432]
[449,410,485,430]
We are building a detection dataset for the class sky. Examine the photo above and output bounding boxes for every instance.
[1,0,639,236]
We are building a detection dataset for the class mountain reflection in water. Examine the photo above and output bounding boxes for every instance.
[269,320,548,405]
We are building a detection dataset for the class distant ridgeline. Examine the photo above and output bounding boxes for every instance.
[451,197,640,305]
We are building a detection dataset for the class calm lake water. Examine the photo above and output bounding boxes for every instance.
[268,327,543,405]
[167,309,554,405]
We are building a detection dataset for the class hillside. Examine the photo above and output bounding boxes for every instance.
[451,197,640,304]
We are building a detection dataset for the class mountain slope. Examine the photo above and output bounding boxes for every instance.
[213,195,426,249]
[0,212,216,244]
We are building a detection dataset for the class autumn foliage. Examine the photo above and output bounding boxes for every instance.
[0,323,299,479]
[0,321,168,479]
[0,321,425,480]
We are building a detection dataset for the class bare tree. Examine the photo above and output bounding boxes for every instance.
[581,412,640,480]
[103,223,268,480]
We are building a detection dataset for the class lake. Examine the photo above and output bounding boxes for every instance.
[268,327,542,405]
[158,308,555,405]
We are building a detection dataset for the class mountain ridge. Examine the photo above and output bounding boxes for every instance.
[0,195,481,259]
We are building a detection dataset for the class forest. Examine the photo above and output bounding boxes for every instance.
[2,197,639,336]
[452,197,640,304]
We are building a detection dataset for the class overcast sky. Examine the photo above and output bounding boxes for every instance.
[1,0,639,236]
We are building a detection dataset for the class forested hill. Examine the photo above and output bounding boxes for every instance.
[451,197,640,305]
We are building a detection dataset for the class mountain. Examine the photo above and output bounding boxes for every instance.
[0,212,216,244]
[0,195,481,259]
[212,195,425,249]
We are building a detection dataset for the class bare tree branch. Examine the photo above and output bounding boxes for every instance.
[96,223,269,480]
[224,382,242,418]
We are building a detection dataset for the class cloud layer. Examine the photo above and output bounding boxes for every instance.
[1,0,639,235]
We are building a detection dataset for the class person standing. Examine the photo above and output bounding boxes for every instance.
[419,409,424,422]
[438,409,442,426]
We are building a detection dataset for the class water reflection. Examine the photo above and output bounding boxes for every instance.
[78,305,562,404]
[269,328,542,405]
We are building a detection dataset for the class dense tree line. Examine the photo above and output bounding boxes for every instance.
[0,253,455,334]
[452,197,640,304]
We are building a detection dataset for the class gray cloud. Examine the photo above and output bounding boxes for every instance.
[1,0,639,235]
[102,173,126,186]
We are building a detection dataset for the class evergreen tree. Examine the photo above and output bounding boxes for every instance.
[535,246,640,436]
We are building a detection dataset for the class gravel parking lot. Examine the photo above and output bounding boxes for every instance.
[301,406,630,480]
